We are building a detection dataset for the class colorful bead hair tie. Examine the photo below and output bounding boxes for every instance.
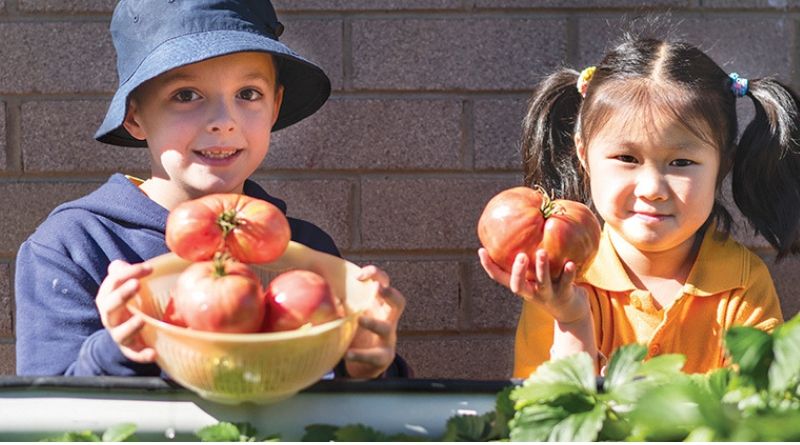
[577,66,596,97]
[729,72,748,98]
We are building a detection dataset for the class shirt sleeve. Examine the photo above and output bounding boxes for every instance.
[732,258,784,333]
[15,239,159,376]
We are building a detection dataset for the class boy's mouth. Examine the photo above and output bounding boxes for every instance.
[194,148,242,160]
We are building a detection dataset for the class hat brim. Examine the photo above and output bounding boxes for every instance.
[95,30,331,147]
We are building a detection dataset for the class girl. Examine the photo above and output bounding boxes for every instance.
[479,36,800,377]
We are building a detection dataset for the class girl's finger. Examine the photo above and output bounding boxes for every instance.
[535,249,552,288]
[509,253,529,294]
[557,261,578,294]
[478,249,511,284]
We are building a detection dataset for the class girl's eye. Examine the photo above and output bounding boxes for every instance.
[173,90,200,102]
[238,88,263,101]
[615,155,638,164]
[671,159,695,167]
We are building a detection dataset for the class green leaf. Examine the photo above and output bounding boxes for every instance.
[196,422,242,442]
[603,344,647,392]
[769,316,800,393]
[512,352,596,409]
[547,403,606,442]
[490,385,514,440]
[334,424,388,442]
[607,352,687,405]
[40,431,101,442]
[509,404,570,442]
[725,326,774,390]
[301,424,338,442]
[628,382,703,441]
[101,423,137,442]
[441,413,493,441]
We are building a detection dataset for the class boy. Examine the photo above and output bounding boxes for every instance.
[15,0,409,379]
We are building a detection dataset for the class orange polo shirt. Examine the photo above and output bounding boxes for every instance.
[513,225,783,378]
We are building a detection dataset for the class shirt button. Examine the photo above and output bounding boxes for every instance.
[649,343,661,355]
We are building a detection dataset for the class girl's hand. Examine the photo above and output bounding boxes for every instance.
[344,265,406,379]
[478,247,589,323]
[96,260,157,363]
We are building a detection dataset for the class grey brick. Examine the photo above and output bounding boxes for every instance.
[474,97,529,171]
[0,23,115,94]
[363,260,461,332]
[0,342,13,375]
[0,181,99,255]
[0,264,11,338]
[361,177,520,250]
[702,0,800,7]
[397,335,514,379]
[21,101,150,173]
[470,0,688,7]
[352,18,566,91]
[577,17,792,80]
[278,18,344,90]
[275,0,463,11]
[468,260,522,330]
[270,98,462,170]
[0,103,6,170]
[762,254,800,318]
[250,177,353,250]
[18,0,115,12]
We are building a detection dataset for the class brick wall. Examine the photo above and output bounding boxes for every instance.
[1,0,799,379]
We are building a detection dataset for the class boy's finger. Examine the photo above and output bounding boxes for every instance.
[358,316,393,338]
[358,265,390,287]
[123,347,157,364]
[99,262,151,295]
[346,347,392,367]
[98,279,140,319]
[110,314,145,346]
[377,286,406,313]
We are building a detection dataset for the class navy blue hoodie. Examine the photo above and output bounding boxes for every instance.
[15,174,347,376]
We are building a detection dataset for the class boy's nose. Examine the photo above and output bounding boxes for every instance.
[206,100,237,133]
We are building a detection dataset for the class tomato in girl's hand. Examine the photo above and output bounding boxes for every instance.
[166,194,290,264]
[262,270,343,332]
[173,258,265,333]
[477,186,601,280]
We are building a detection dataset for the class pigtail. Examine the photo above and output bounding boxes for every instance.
[521,69,587,203]
[733,78,800,258]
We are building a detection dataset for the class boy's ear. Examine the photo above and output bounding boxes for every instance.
[575,134,588,171]
[122,100,147,141]
[271,85,285,127]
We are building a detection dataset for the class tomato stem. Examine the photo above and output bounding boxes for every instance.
[534,185,564,219]
[211,252,230,277]
[216,209,238,238]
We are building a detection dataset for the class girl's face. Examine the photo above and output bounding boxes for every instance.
[123,52,283,200]
[578,110,721,255]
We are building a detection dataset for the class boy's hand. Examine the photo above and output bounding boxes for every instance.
[478,247,589,323]
[96,260,157,363]
[344,265,405,379]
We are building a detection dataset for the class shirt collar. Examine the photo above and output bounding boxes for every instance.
[579,224,745,296]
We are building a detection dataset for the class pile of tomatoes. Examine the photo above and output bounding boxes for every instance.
[162,194,342,334]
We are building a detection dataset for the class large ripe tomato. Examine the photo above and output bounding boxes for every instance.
[262,270,343,332]
[477,186,601,280]
[173,259,266,333]
[166,194,291,264]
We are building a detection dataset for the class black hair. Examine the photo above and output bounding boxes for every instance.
[521,35,800,258]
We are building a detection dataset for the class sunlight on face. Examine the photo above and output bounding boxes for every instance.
[123,52,284,204]
[580,107,721,255]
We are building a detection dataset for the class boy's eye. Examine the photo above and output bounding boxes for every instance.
[671,159,695,167]
[238,88,263,101]
[173,90,200,102]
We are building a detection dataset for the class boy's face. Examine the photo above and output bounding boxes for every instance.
[123,52,284,197]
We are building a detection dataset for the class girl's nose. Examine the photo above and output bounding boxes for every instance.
[634,167,669,201]
[206,99,236,133]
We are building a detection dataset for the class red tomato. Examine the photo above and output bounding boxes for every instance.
[173,259,266,333]
[477,186,601,280]
[262,270,343,332]
[166,194,291,264]
[162,296,187,327]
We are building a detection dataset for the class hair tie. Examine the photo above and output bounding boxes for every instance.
[729,72,749,98]
[577,66,596,97]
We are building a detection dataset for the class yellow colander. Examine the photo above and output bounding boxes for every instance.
[126,241,377,404]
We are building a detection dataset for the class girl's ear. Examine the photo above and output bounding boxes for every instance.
[575,134,588,171]
[122,100,147,141]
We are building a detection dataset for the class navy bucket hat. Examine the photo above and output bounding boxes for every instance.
[95,0,331,147]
